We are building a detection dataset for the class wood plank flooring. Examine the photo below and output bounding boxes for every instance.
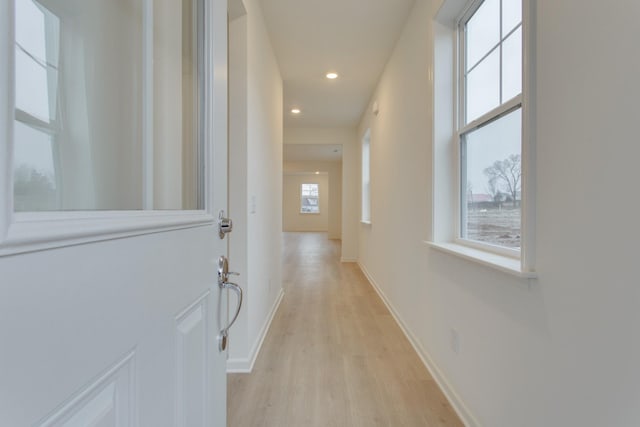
[228,232,463,427]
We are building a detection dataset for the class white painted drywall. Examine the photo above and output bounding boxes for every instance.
[284,160,342,239]
[245,0,283,367]
[357,0,640,426]
[228,13,249,361]
[284,128,358,260]
[227,0,283,369]
[283,173,329,232]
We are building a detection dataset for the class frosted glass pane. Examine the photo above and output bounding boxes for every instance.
[502,0,522,35]
[462,108,521,249]
[466,0,499,70]
[466,49,500,123]
[15,47,50,122]
[15,0,47,63]
[153,0,202,210]
[14,0,203,212]
[502,27,522,102]
[13,121,57,211]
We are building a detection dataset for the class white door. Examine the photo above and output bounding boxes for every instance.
[0,0,232,426]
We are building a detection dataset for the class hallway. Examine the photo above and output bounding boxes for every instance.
[228,233,463,426]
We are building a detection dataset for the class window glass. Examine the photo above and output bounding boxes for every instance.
[502,0,522,35]
[13,120,57,212]
[501,27,522,102]
[13,0,204,212]
[466,49,500,123]
[301,183,320,214]
[461,108,521,249]
[465,0,499,69]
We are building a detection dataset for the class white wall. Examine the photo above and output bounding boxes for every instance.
[283,173,329,232]
[284,127,358,260]
[228,0,283,371]
[284,160,342,239]
[357,0,640,426]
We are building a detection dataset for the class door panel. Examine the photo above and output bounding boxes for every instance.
[0,0,229,425]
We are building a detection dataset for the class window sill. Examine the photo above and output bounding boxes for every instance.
[300,212,321,215]
[425,241,537,279]
[360,220,372,225]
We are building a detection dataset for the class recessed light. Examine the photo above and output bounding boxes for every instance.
[291,108,301,114]
[315,171,320,175]
[326,72,338,80]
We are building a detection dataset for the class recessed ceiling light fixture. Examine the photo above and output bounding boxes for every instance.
[326,72,339,80]
[315,171,320,175]
[291,108,301,114]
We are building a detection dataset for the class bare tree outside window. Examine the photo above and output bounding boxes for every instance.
[484,154,521,207]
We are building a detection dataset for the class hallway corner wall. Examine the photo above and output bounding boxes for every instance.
[227,0,284,371]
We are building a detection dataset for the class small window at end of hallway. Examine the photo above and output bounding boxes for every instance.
[300,183,319,214]
[361,130,371,223]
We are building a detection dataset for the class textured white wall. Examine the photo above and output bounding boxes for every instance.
[244,0,283,364]
[357,0,640,426]
[227,0,283,369]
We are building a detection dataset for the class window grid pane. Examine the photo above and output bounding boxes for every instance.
[460,108,522,249]
[301,183,319,213]
[463,0,522,124]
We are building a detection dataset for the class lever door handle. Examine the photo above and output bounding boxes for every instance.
[218,281,243,352]
[222,281,243,332]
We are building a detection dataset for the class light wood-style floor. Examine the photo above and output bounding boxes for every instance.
[228,232,463,427]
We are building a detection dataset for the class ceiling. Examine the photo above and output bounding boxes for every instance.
[283,144,342,162]
[261,0,416,128]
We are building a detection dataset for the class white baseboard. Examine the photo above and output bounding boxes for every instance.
[226,288,284,373]
[357,263,480,427]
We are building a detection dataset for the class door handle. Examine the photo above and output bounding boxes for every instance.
[217,256,243,352]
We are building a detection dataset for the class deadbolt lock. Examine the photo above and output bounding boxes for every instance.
[218,210,233,239]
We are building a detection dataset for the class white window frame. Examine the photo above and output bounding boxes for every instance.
[429,0,536,278]
[0,0,222,257]
[300,183,320,214]
[455,0,523,259]
[361,129,371,224]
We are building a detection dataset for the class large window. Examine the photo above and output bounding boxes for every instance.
[361,130,371,223]
[300,183,319,214]
[458,0,523,253]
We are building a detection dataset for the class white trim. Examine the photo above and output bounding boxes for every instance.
[427,241,536,279]
[0,211,215,256]
[340,257,357,263]
[226,288,284,373]
[357,262,481,427]
[0,0,13,242]
[360,220,372,226]
[458,95,522,136]
[520,0,536,272]
[142,0,154,210]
